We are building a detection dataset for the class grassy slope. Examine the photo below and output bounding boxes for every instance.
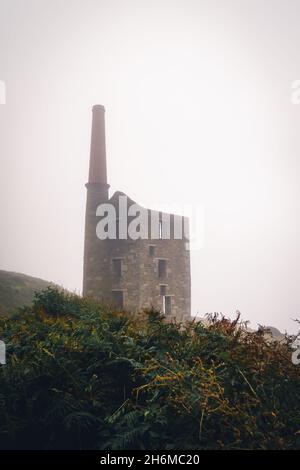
[0,270,54,316]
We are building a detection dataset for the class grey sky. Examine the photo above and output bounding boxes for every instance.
[0,0,299,332]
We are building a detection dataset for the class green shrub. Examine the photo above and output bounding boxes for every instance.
[0,288,299,449]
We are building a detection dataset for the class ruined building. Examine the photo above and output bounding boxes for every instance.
[83,105,191,321]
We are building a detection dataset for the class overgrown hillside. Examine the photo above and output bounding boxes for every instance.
[0,270,54,316]
[0,288,299,450]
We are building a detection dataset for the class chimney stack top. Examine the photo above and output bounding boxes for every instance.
[92,104,105,112]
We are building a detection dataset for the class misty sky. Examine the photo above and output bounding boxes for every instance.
[0,0,300,333]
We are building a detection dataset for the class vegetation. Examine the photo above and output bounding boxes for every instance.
[0,287,299,450]
[0,270,54,316]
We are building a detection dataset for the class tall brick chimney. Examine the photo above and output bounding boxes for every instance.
[83,105,110,296]
[88,104,108,186]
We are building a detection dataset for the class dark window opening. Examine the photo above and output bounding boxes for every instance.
[149,245,155,256]
[112,258,122,277]
[158,259,167,278]
[160,285,167,296]
[112,291,124,309]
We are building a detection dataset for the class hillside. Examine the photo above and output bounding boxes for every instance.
[0,270,54,316]
[0,287,299,450]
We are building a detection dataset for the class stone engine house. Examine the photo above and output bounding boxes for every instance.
[83,105,191,321]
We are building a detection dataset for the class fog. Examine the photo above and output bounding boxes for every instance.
[0,0,299,332]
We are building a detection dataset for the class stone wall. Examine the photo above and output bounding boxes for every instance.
[83,191,191,321]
